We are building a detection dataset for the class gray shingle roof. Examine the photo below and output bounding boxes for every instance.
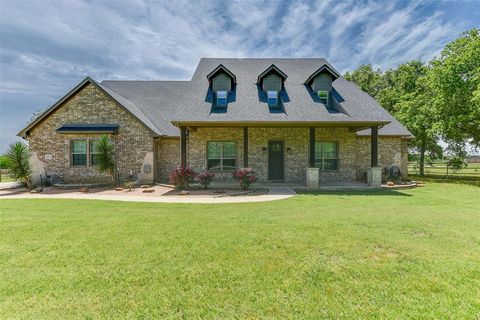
[101,58,413,138]
[19,58,413,139]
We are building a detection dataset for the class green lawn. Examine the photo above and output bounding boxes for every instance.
[1,182,479,319]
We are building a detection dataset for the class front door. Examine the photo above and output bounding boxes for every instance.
[268,141,284,181]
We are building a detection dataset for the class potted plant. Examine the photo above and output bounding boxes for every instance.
[196,172,215,189]
[169,167,197,190]
[232,168,257,190]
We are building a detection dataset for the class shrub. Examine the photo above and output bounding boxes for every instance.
[94,135,115,181]
[169,167,197,190]
[196,172,215,189]
[6,142,32,188]
[232,168,257,190]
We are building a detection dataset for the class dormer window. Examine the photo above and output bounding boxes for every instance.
[206,64,236,108]
[257,64,287,108]
[318,90,328,104]
[217,90,227,107]
[305,64,341,105]
[267,91,278,106]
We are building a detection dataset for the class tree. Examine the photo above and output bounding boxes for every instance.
[389,61,441,176]
[346,61,442,176]
[6,142,32,188]
[95,135,115,181]
[344,64,385,99]
[0,155,9,169]
[429,29,480,148]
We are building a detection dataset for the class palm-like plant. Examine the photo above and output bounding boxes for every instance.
[6,142,32,188]
[95,135,115,181]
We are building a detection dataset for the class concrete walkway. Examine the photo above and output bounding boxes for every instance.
[0,186,296,204]
[0,181,23,190]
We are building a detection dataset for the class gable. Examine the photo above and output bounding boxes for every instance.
[212,72,232,92]
[25,83,155,141]
[313,72,332,92]
[262,73,282,92]
[18,77,159,138]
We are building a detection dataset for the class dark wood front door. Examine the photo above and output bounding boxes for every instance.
[268,141,284,181]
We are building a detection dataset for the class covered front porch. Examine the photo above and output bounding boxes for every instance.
[174,122,383,188]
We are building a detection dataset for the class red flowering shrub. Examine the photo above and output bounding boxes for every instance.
[169,167,197,190]
[196,172,215,189]
[232,168,257,190]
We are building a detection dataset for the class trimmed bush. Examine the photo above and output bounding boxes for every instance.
[196,172,215,189]
[232,168,257,190]
[169,167,197,190]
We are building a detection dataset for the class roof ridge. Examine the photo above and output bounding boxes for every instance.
[101,80,190,83]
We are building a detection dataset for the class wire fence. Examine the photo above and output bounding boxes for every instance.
[408,162,480,178]
[0,169,13,183]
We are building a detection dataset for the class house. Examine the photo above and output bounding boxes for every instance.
[18,58,413,187]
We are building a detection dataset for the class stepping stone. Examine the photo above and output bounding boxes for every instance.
[142,189,155,193]
[180,190,190,195]
[115,187,124,191]
[79,187,89,193]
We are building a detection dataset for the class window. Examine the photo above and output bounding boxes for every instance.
[267,90,278,106]
[216,90,227,106]
[207,141,236,171]
[89,140,100,166]
[315,141,338,170]
[71,140,87,166]
[318,90,329,104]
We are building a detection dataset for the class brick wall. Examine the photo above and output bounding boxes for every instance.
[28,83,154,184]
[355,137,408,181]
[185,127,373,184]
[187,127,245,181]
[155,137,180,183]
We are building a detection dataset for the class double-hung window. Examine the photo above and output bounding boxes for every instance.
[315,141,338,171]
[267,90,278,107]
[71,140,87,166]
[216,90,227,107]
[318,90,329,104]
[207,141,236,171]
[89,140,100,166]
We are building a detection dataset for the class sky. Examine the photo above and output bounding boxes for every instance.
[0,0,479,153]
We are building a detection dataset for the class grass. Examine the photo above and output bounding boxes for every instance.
[1,182,479,319]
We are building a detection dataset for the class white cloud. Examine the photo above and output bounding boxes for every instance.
[0,0,477,151]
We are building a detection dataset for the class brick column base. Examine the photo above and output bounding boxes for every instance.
[306,167,319,187]
[367,167,382,188]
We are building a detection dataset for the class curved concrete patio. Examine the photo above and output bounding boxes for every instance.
[0,185,296,204]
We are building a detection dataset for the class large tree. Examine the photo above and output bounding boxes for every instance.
[344,64,385,100]
[429,29,480,149]
[346,61,441,176]
[391,61,440,176]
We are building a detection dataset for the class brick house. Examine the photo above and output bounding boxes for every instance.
[18,58,413,187]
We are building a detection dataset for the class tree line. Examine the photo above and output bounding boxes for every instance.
[344,29,480,176]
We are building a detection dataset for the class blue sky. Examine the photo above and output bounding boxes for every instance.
[0,0,479,152]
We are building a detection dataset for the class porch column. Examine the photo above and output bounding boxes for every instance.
[368,126,381,188]
[371,126,378,167]
[307,127,319,187]
[243,127,248,167]
[180,126,187,167]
